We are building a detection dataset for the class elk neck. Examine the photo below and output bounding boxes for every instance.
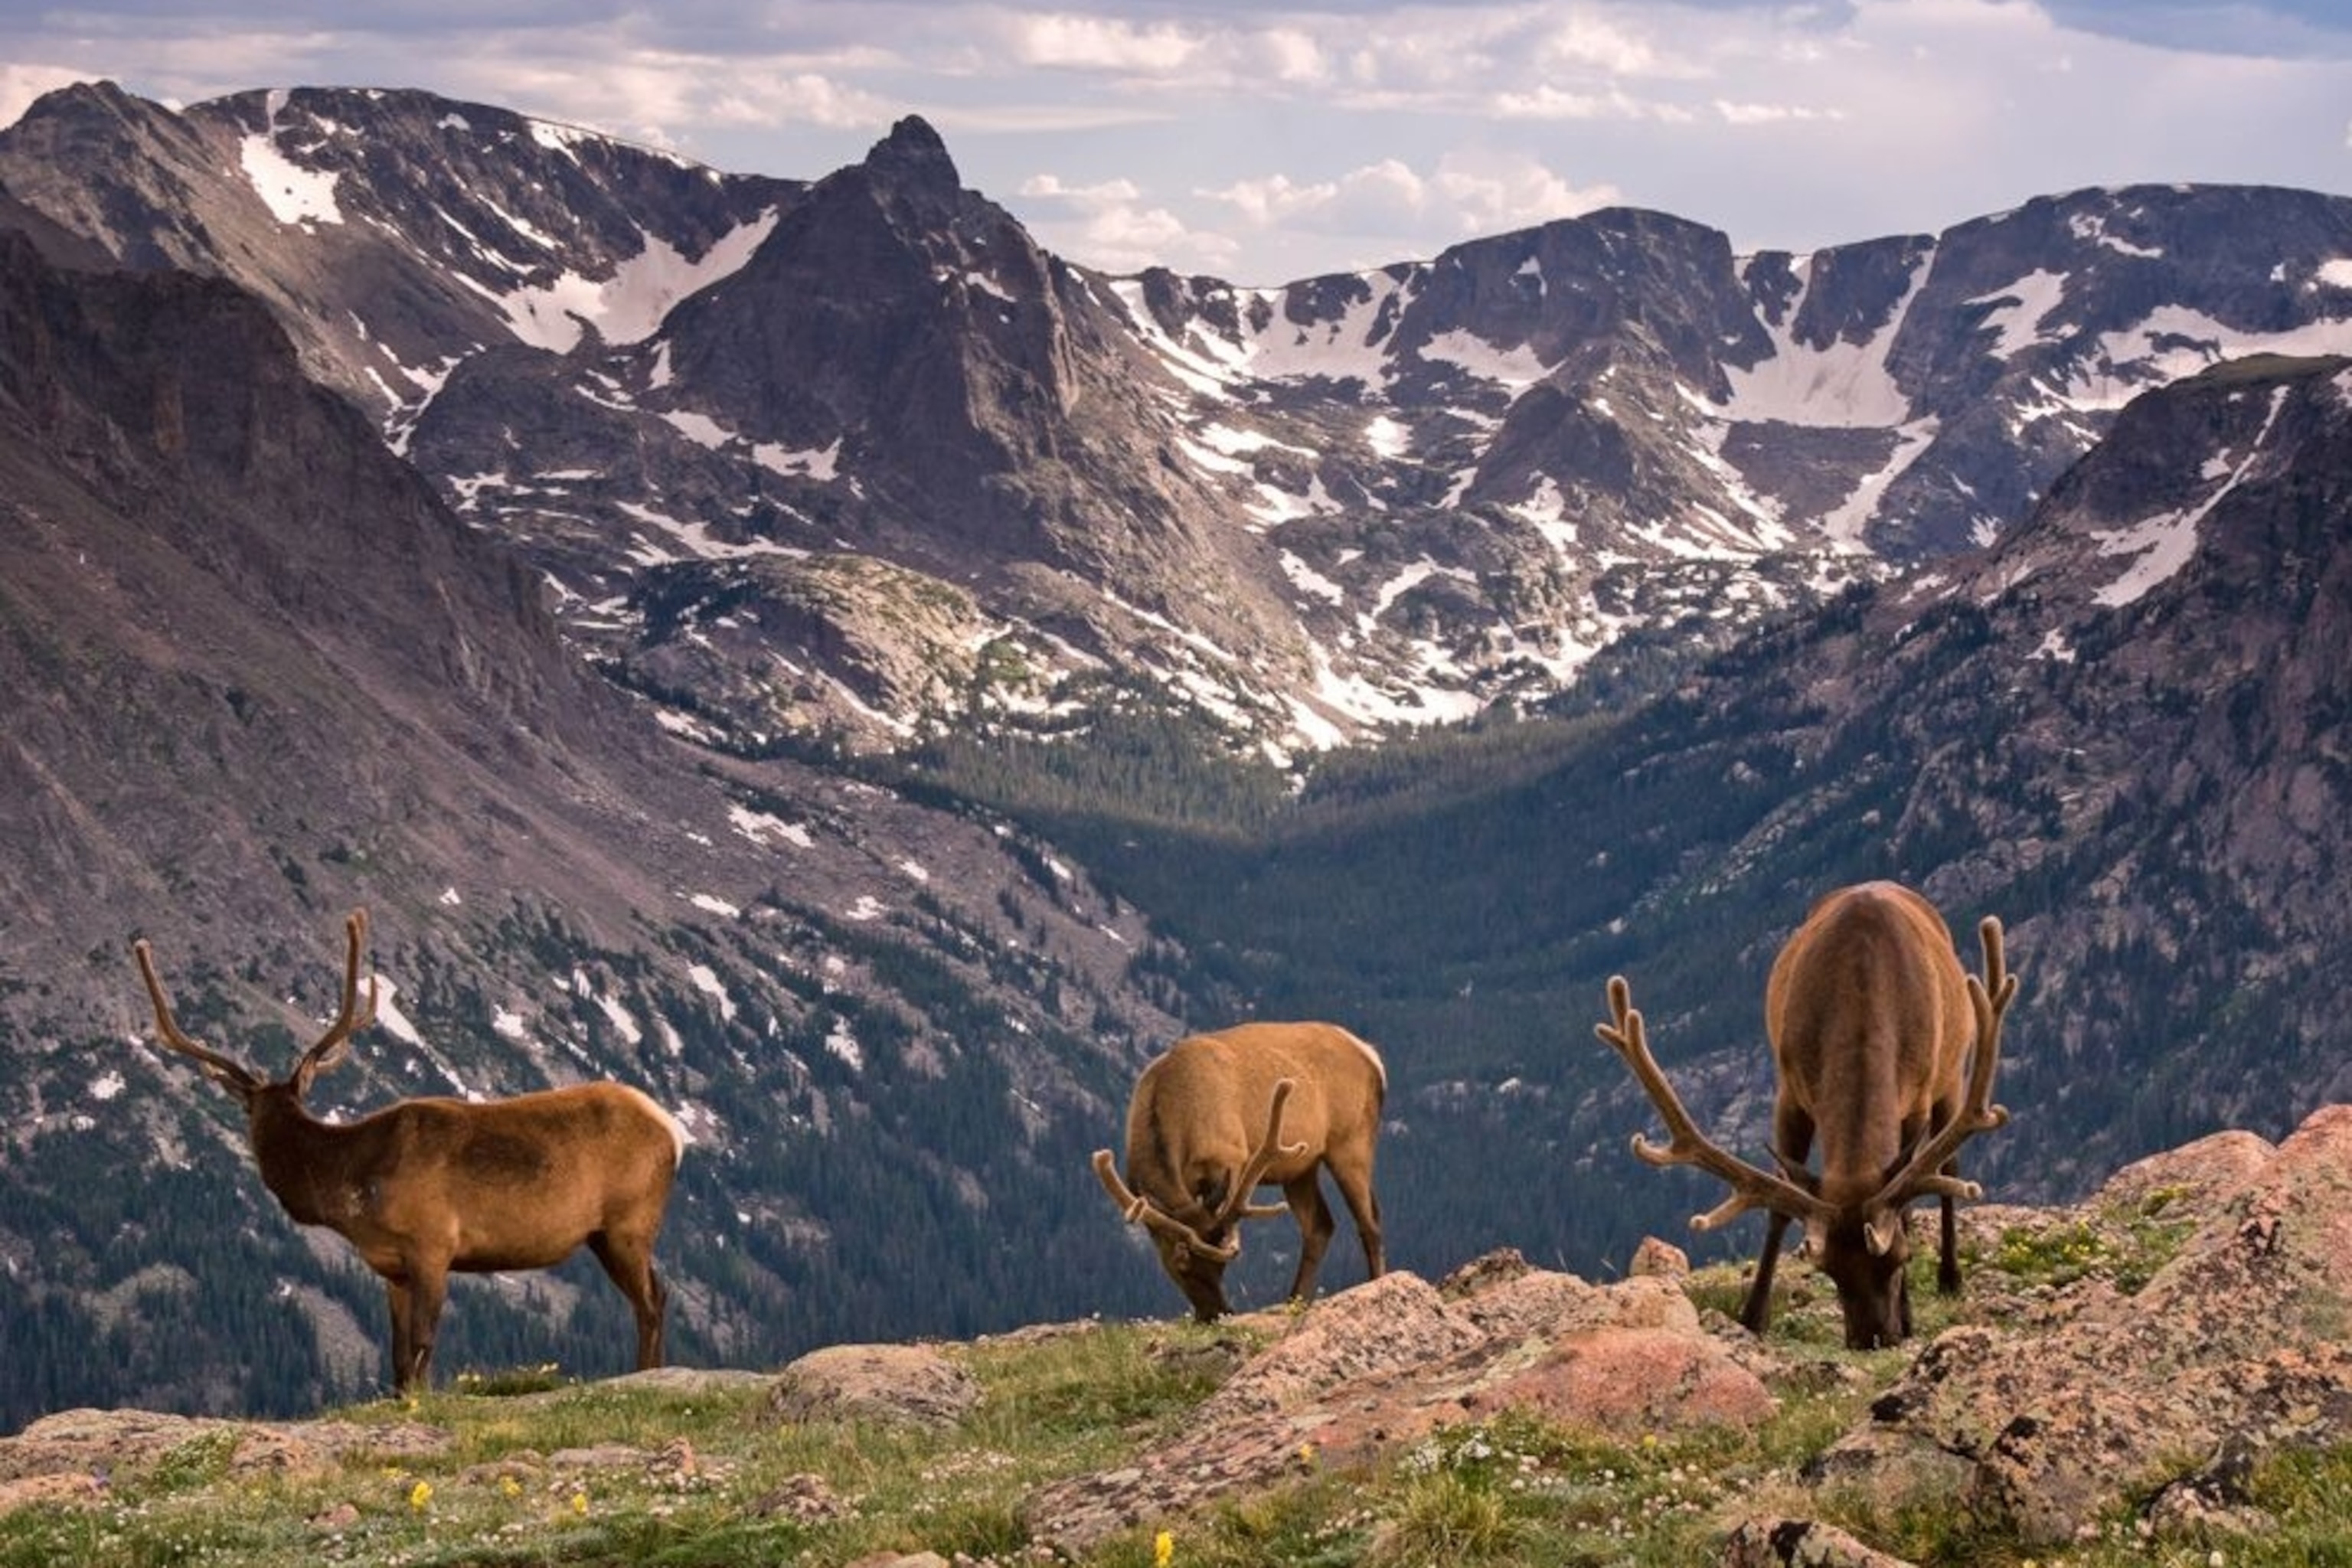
[247,1092,385,1229]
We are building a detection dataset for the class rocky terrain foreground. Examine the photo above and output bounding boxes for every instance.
[5,1107,2350,1565]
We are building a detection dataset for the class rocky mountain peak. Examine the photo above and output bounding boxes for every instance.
[15,87,2352,754]
[863,113,959,195]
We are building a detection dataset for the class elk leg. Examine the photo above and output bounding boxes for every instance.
[1932,1090,1967,1295]
[400,1265,448,1393]
[1742,1101,1815,1335]
[1331,1163,1385,1281]
[590,1231,669,1369]
[384,1274,416,1393]
[1739,1212,1794,1336]
[1936,1189,1962,1295]
[1282,1177,1336,1303]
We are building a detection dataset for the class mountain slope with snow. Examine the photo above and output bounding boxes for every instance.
[10,87,2352,759]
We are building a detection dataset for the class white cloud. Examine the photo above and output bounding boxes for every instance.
[1023,168,1238,274]
[1713,99,1848,126]
[0,64,88,127]
[1532,11,1700,79]
[1490,83,1695,122]
[1205,149,1617,257]
[1007,13,1200,74]
[1021,171,1143,205]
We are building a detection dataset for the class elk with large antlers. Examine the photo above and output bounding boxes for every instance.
[1595,881,2015,1349]
[132,910,687,1392]
[1094,1022,1387,1321]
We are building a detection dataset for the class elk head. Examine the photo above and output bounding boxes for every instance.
[1095,1077,1304,1321]
[133,908,376,1132]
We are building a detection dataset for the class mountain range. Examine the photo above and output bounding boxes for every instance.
[2,79,2349,1425]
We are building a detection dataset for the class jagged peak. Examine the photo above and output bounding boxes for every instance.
[26,77,136,112]
[17,77,169,132]
[861,114,960,196]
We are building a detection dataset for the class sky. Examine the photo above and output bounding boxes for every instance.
[5,1,2352,286]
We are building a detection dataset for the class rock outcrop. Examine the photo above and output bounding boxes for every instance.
[1030,1104,2352,1560]
[1025,1250,1775,1551]
[762,1343,982,1430]
[1805,1105,2352,1549]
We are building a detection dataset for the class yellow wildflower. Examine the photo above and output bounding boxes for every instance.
[571,1490,590,1517]
[408,1479,432,1512]
[499,1475,523,1499]
[1154,1528,1174,1567]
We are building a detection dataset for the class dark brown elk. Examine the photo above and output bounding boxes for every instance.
[1594,881,2014,1349]
[132,910,687,1391]
[1093,1021,1387,1321]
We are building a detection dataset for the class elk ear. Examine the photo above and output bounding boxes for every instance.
[289,1049,342,1100]
[1801,1217,1830,1259]
[194,1060,258,1100]
[1864,1209,1905,1256]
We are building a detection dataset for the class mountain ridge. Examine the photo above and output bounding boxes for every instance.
[15,85,2352,752]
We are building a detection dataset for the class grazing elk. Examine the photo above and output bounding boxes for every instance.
[1594,882,2015,1349]
[132,910,687,1392]
[1093,1021,1387,1321]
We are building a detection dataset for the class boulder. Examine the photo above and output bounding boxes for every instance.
[1720,1516,1918,1566]
[763,1343,981,1430]
[0,1408,452,1516]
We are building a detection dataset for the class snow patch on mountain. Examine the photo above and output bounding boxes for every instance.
[1722,250,1926,427]
[1975,270,2071,358]
[2092,384,2287,607]
[2070,210,2162,259]
[616,501,804,564]
[241,90,345,227]
[494,211,778,352]
[1419,329,1550,390]
[1824,420,1942,544]
[1240,277,1400,385]
[1303,643,1481,736]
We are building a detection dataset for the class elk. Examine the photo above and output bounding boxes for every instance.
[132,910,687,1392]
[1093,1021,1387,1321]
[1594,882,2015,1349]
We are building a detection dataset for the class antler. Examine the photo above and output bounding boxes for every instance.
[132,910,379,1100]
[291,910,377,1096]
[1093,1077,1306,1258]
[1596,975,1831,1233]
[1860,915,2016,1246]
[132,937,263,1094]
[1207,1078,1306,1230]
[1093,1150,1244,1259]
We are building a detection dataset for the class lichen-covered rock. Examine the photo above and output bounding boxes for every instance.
[1816,1104,2352,1546]
[763,1343,981,1429]
[0,1408,452,1515]
[1632,1235,1692,1279]
[1024,1263,1775,1551]
[1721,1516,1919,1566]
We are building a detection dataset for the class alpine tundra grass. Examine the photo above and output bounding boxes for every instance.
[0,1245,2347,1568]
